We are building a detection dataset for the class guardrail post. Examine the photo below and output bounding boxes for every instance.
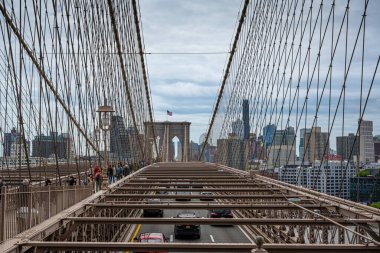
[0,186,7,241]
[28,190,33,229]
[251,236,268,253]
[62,185,65,210]
[48,185,51,218]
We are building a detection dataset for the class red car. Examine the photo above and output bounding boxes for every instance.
[134,232,168,253]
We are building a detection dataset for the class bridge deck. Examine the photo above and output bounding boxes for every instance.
[0,162,379,253]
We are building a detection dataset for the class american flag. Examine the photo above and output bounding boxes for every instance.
[167,110,173,116]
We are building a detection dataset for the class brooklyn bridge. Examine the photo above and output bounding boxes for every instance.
[0,0,379,252]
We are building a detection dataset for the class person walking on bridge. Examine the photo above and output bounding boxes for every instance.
[107,164,113,184]
[116,162,123,180]
[94,165,102,192]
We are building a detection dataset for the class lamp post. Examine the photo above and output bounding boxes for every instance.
[94,127,101,166]
[97,99,114,171]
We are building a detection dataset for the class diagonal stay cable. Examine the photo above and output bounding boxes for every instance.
[131,0,158,159]
[106,0,144,160]
[0,2,101,157]
[200,0,250,160]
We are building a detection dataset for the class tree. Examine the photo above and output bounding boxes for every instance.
[370,202,380,209]
[357,169,370,177]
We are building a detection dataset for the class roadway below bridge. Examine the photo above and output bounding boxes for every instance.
[134,205,253,248]
[2,162,380,253]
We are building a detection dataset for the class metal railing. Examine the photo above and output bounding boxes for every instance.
[0,184,93,242]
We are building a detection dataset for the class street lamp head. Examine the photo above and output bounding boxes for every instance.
[97,98,114,131]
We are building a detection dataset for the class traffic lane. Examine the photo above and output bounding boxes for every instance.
[137,205,252,244]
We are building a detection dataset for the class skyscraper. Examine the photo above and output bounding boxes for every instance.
[3,127,17,157]
[267,126,296,167]
[299,128,311,161]
[263,124,276,152]
[216,137,248,170]
[374,135,380,162]
[303,127,329,164]
[110,116,128,160]
[273,126,295,146]
[231,119,244,139]
[242,99,250,140]
[336,133,359,161]
[359,120,374,163]
[32,132,72,159]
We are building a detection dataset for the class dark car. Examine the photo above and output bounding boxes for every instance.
[209,209,233,218]
[134,232,168,253]
[199,192,213,201]
[174,211,201,239]
[143,199,163,217]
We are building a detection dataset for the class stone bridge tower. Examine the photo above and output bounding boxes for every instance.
[145,121,191,162]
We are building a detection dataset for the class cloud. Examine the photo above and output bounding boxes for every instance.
[140,0,242,142]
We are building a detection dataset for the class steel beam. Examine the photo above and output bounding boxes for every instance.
[129,179,250,182]
[134,176,242,179]
[20,241,380,252]
[104,193,303,199]
[88,203,333,210]
[118,182,271,187]
[64,217,375,225]
[115,187,286,192]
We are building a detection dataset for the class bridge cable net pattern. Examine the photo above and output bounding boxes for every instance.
[0,0,380,252]
[201,0,380,201]
[0,0,156,185]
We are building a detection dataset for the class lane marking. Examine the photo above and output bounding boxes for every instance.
[131,224,142,241]
[170,234,173,242]
[126,224,142,253]
[237,225,255,244]
[210,234,215,243]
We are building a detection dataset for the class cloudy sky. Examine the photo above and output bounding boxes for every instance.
[139,0,380,150]
[139,0,242,143]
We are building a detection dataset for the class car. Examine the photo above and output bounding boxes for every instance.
[209,209,233,218]
[143,199,163,217]
[175,191,191,201]
[174,211,201,239]
[134,232,168,253]
[199,192,213,201]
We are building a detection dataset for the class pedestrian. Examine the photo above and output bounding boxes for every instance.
[95,171,101,192]
[116,162,123,180]
[45,178,52,186]
[69,176,76,186]
[123,164,130,177]
[107,164,113,184]
[112,164,116,183]
[94,165,101,176]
